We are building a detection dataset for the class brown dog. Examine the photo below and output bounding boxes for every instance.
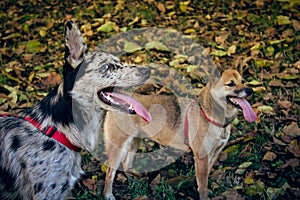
[103,69,257,199]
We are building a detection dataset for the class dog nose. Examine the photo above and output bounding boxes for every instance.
[245,88,253,96]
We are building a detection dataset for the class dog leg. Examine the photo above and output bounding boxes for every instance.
[104,136,134,200]
[194,155,209,200]
[122,138,141,172]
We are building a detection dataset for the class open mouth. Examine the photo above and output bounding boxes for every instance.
[226,96,257,122]
[227,96,242,110]
[98,87,152,123]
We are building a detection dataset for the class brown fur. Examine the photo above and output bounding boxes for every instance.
[103,69,255,199]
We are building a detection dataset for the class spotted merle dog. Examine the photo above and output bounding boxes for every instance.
[0,21,151,200]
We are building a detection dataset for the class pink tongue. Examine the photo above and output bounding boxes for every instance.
[106,92,152,123]
[232,98,257,122]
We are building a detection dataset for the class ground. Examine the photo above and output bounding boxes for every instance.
[0,0,299,199]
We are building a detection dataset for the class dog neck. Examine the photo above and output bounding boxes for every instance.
[199,86,237,126]
[21,84,104,152]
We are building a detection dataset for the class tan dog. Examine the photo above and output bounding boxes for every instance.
[103,69,257,200]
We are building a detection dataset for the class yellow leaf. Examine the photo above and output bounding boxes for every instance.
[255,59,274,67]
[179,1,190,12]
[39,27,47,37]
[101,161,109,172]
[247,80,263,86]
[238,161,252,169]
[276,15,291,25]
[97,21,115,33]
[252,86,266,92]
[124,42,142,53]
[245,174,255,184]
[227,45,236,56]
[258,105,276,115]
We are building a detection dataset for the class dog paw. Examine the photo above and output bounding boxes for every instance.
[105,194,116,200]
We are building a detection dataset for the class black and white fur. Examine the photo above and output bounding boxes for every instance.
[0,21,150,200]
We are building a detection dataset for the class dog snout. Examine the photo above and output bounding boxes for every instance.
[245,88,253,96]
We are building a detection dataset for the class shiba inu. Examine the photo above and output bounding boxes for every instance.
[103,68,256,199]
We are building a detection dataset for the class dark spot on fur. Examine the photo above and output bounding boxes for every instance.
[51,183,56,189]
[0,166,17,191]
[43,140,56,151]
[61,181,69,194]
[20,162,26,169]
[66,20,73,30]
[34,182,43,194]
[39,160,44,165]
[10,135,21,152]
[32,161,37,167]
[59,146,66,153]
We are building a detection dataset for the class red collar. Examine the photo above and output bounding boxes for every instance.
[199,109,230,128]
[184,101,229,146]
[1,114,82,152]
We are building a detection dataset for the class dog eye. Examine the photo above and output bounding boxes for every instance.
[103,64,110,70]
[226,81,235,87]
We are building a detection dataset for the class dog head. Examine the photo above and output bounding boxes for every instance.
[62,21,151,122]
[209,68,256,122]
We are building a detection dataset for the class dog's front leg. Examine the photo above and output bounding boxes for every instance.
[194,155,209,200]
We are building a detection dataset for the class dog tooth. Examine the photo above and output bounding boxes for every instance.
[129,104,133,110]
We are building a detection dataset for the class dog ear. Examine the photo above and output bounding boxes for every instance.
[64,20,88,69]
[209,67,221,84]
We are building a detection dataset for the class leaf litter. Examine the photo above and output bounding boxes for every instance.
[0,0,299,199]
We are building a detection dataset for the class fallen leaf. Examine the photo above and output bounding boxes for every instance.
[287,140,300,157]
[117,173,127,183]
[145,41,169,51]
[255,59,274,67]
[124,42,143,53]
[245,172,255,184]
[292,20,300,31]
[263,151,277,161]
[268,80,283,87]
[215,33,229,44]
[157,3,166,14]
[238,161,252,169]
[97,21,115,32]
[257,105,276,115]
[279,158,299,169]
[227,45,236,56]
[179,1,190,12]
[247,80,263,86]
[276,15,291,25]
[82,178,96,190]
[21,40,46,53]
[283,122,300,138]
[211,49,227,57]
[278,100,292,109]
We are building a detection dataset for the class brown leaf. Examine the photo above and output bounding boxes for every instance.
[288,140,300,157]
[157,3,166,14]
[263,151,277,161]
[292,20,300,31]
[279,158,299,169]
[116,173,127,183]
[41,72,61,88]
[82,178,96,190]
[278,100,292,109]
[134,196,151,200]
[283,122,300,138]
[222,189,243,200]
[268,80,284,87]
[215,33,229,44]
